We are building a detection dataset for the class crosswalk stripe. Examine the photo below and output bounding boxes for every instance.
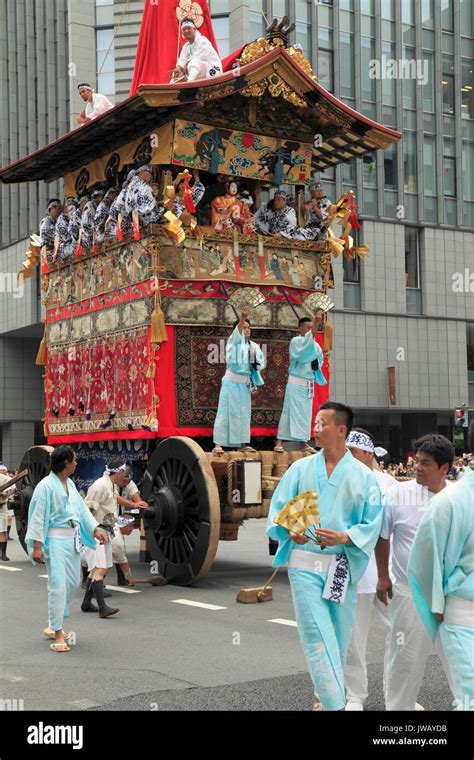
[103,584,141,594]
[0,566,22,572]
[267,618,297,627]
[38,574,49,578]
[171,599,226,611]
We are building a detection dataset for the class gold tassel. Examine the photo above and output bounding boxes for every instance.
[151,305,168,344]
[146,359,156,379]
[35,327,47,366]
[324,317,333,353]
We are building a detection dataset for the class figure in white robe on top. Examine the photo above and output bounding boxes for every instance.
[275,314,326,454]
[170,20,222,83]
[408,468,474,711]
[267,403,383,711]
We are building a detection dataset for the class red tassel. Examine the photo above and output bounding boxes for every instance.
[116,215,123,241]
[75,243,82,259]
[183,191,196,214]
[348,195,360,230]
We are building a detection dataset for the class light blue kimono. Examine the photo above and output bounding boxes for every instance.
[408,470,474,710]
[277,331,327,442]
[213,326,265,447]
[26,473,98,631]
[266,451,383,710]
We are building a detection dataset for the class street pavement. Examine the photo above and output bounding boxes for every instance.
[0,520,453,712]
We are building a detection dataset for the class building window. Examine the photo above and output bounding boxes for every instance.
[96,28,115,100]
[422,51,435,113]
[423,136,437,197]
[421,0,434,28]
[363,152,377,187]
[381,0,394,19]
[343,231,361,311]
[404,131,417,193]
[340,32,355,100]
[361,37,376,103]
[96,0,113,26]
[271,0,287,19]
[249,0,266,39]
[212,17,230,58]
[442,56,455,115]
[468,324,474,406]
[402,47,416,109]
[317,27,334,92]
[384,143,398,190]
[405,227,422,314]
[443,138,456,197]
[461,59,474,120]
[442,0,454,32]
[401,0,414,25]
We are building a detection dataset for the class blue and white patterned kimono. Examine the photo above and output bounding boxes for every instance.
[213,326,265,447]
[25,473,98,631]
[266,451,383,710]
[277,331,326,442]
[408,470,474,710]
[54,213,74,260]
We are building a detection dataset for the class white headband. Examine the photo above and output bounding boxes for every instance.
[104,463,128,475]
[346,431,387,457]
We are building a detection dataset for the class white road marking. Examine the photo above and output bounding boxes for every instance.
[0,675,25,682]
[267,618,297,627]
[0,566,22,572]
[38,574,49,578]
[171,599,227,611]
[103,585,141,594]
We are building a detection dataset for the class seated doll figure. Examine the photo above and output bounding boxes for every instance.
[211,181,255,234]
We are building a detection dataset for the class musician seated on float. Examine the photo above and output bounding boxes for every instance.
[170,18,222,83]
[124,164,168,230]
[94,188,118,243]
[304,181,332,241]
[254,189,317,241]
[172,169,205,219]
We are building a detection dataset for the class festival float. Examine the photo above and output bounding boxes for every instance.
[0,2,401,584]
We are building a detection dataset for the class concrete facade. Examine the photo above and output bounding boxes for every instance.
[0,0,473,462]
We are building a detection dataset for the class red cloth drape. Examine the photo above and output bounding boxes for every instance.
[130,0,220,95]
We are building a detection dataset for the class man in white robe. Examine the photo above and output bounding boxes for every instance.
[343,429,396,710]
[81,460,131,618]
[267,402,383,711]
[76,83,113,125]
[171,19,222,83]
[408,468,474,711]
[275,314,326,454]
[375,433,455,711]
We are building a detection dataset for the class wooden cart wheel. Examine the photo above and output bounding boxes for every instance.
[141,437,221,585]
[14,446,54,553]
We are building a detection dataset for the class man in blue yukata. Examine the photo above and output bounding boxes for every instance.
[212,306,266,454]
[267,402,383,711]
[275,313,326,455]
[25,446,106,652]
[408,466,474,711]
